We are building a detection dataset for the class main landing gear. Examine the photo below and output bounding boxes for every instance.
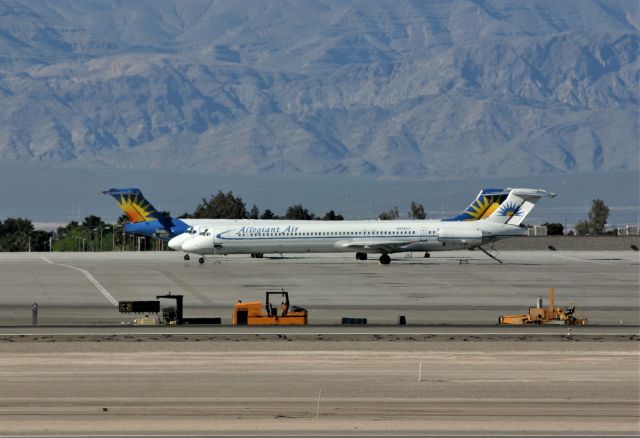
[424,252,430,258]
[357,252,391,264]
[184,254,190,261]
[198,257,205,264]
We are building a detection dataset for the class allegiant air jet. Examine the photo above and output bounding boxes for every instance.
[104,187,516,262]
[178,188,555,264]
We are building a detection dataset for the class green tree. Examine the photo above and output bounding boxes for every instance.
[588,199,609,235]
[378,207,399,220]
[542,222,564,236]
[574,221,589,236]
[193,191,247,218]
[284,204,315,220]
[31,230,53,252]
[322,210,344,220]
[260,209,279,219]
[574,199,610,236]
[81,215,107,251]
[53,220,88,251]
[0,218,35,251]
[82,215,106,230]
[248,204,260,219]
[408,201,426,220]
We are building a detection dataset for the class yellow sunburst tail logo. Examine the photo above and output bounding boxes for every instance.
[443,189,509,221]
[103,188,163,223]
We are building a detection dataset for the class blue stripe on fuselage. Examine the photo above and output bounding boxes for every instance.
[124,218,189,240]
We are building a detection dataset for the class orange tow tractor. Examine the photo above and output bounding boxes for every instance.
[499,288,588,325]
[232,290,308,325]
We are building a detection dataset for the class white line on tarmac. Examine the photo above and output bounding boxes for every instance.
[0,434,630,438]
[40,257,118,306]
[0,331,635,337]
[547,252,614,265]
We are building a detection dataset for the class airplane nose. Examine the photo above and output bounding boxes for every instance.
[181,238,200,253]
[168,235,185,251]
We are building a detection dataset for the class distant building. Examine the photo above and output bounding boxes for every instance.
[527,226,547,237]
[617,226,640,236]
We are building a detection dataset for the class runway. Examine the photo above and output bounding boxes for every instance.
[0,251,637,436]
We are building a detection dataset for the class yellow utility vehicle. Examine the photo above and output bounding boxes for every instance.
[499,288,587,325]
[232,290,308,325]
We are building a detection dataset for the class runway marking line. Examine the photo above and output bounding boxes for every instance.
[0,331,636,337]
[40,257,118,307]
[547,252,622,266]
[0,434,633,438]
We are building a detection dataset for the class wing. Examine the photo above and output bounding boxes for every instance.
[334,240,417,254]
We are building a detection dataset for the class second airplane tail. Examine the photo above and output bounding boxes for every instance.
[103,187,188,239]
[102,188,169,224]
[444,188,511,221]
[483,188,556,225]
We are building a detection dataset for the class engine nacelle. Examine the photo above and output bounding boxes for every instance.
[437,228,483,244]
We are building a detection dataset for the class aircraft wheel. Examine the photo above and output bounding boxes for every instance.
[356,252,368,261]
[255,253,264,258]
[379,254,391,265]
[184,254,190,261]
[198,257,205,264]
[424,252,430,258]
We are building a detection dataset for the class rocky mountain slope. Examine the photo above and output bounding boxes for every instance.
[0,0,637,178]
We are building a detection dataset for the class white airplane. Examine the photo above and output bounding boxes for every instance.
[167,187,517,261]
[179,188,555,264]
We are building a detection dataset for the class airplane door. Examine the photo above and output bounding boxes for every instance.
[420,228,428,241]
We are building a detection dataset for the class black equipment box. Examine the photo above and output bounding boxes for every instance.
[118,300,160,313]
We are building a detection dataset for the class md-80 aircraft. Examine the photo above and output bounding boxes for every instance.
[178,188,555,264]
[104,187,513,256]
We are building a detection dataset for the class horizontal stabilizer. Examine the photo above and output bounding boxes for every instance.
[484,188,556,225]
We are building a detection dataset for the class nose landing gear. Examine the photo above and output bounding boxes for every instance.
[184,254,190,261]
[355,252,368,261]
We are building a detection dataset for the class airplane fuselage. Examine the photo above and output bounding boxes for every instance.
[181,219,526,255]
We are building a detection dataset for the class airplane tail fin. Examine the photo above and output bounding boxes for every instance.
[102,188,169,224]
[483,188,556,225]
[444,188,511,221]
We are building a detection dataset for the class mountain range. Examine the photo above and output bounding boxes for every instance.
[0,0,637,179]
